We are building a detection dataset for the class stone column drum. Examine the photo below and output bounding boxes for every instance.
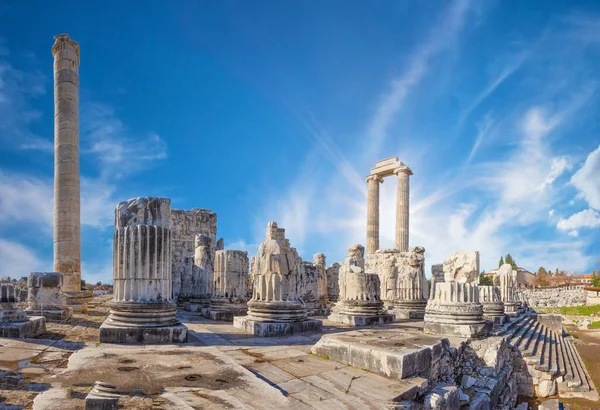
[100,197,187,344]
[479,285,505,324]
[328,244,394,326]
[394,165,412,252]
[183,234,214,312]
[25,272,73,321]
[424,251,488,338]
[326,262,340,303]
[393,247,428,319]
[233,222,322,337]
[52,35,92,311]
[366,175,383,254]
[1,283,46,338]
[312,253,330,315]
[205,250,249,321]
[429,264,445,300]
[494,264,518,316]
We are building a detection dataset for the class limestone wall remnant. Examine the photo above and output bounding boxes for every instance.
[171,208,217,301]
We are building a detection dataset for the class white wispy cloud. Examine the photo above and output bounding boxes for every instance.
[0,239,49,277]
[571,144,600,210]
[557,208,600,231]
[366,0,473,156]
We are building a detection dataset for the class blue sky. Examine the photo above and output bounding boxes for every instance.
[1,0,599,284]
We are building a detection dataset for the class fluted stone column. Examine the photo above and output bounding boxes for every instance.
[494,264,518,316]
[479,285,505,324]
[52,34,81,294]
[366,175,383,254]
[394,165,412,252]
[206,250,249,321]
[100,197,187,344]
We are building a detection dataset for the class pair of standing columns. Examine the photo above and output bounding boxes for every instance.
[366,164,412,254]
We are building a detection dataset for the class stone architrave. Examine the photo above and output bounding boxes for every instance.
[328,244,394,326]
[311,253,330,315]
[51,34,92,312]
[430,264,445,300]
[1,283,46,337]
[233,222,322,337]
[183,234,214,312]
[205,250,249,321]
[25,272,73,321]
[479,285,505,324]
[494,264,518,316]
[326,262,340,303]
[424,251,488,338]
[100,197,187,344]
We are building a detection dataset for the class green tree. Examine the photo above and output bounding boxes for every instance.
[592,272,600,288]
[479,273,493,286]
[505,254,518,270]
[537,266,547,275]
[498,256,505,268]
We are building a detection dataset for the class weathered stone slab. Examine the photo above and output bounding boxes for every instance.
[311,328,447,381]
[99,322,188,344]
[0,316,46,338]
[233,316,322,337]
[327,312,394,326]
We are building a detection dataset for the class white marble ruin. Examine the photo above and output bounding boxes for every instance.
[365,157,413,254]
[100,197,187,343]
[1,282,46,337]
[430,263,445,300]
[52,34,92,311]
[26,272,73,321]
[424,251,488,338]
[182,234,214,312]
[205,249,249,321]
[171,208,218,302]
[233,222,322,337]
[312,253,330,315]
[494,263,518,315]
[328,244,394,326]
[326,262,340,303]
[366,247,428,319]
[479,285,505,323]
[298,261,319,314]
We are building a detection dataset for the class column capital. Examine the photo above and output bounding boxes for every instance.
[52,34,80,57]
[365,174,384,183]
[393,164,413,176]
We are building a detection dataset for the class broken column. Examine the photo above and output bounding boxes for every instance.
[233,222,322,337]
[183,234,214,312]
[100,197,187,344]
[494,264,518,316]
[326,262,340,303]
[205,250,249,321]
[1,282,45,337]
[328,244,394,326]
[52,34,92,312]
[25,272,73,321]
[311,253,330,315]
[430,264,445,299]
[479,285,505,324]
[424,251,488,338]
[393,246,428,319]
[394,164,412,252]
[298,261,319,315]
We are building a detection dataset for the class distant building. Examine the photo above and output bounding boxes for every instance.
[484,267,535,289]
[573,274,593,285]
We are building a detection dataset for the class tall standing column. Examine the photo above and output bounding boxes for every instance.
[366,175,383,254]
[52,34,81,294]
[394,164,413,252]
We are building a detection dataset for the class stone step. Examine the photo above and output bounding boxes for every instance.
[535,327,551,372]
[549,331,559,376]
[563,337,586,390]
[513,316,538,348]
[522,321,541,354]
[522,321,544,358]
[554,329,567,378]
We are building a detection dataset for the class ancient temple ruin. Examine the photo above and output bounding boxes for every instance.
[99,197,187,343]
[495,263,518,315]
[365,157,412,254]
[233,222,322,336]
[25,272,73,321]
[328,244,393,326]
[205,249,249,320]
[1,282,45,337]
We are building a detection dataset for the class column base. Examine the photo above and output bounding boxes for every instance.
[204,299,248,321]
[328,312,395,326]
[0,316,46,338]
[233,316,322,337]
[66,290,94,313]
[99,322,188,344]
[85,381,121,409]
[392,299,427,320]
[25,308,73,322]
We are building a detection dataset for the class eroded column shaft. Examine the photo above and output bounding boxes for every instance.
[366,176,382,254]
[395,171,410,252]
